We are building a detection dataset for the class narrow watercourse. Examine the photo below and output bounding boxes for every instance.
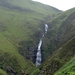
[35,24,48,67]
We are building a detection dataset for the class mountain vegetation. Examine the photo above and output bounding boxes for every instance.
[0,69,8,75]
[0,0,61,75]
[39,37,75,75]
[0,0,61,62]
[0,0,75,75]
[39,8,75,75]
[54,56,75,75]
[42,8,75,59]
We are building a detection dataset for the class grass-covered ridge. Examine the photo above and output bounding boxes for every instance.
[54,57,75,75]
[39,37,75,75]
[38,8,75,75]
[0,69,8,75]
[42,8,75,59]
[0,0,61,15]
[0,33,35,75]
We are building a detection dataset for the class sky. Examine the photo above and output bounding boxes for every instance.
[32,0,75,11]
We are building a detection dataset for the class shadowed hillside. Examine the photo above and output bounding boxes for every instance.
[42,8,75,59]
[0,0,75,75]
[37,8,75,75]
[0,0,61,75]
[54,56,75,75]
[39,37,75,75]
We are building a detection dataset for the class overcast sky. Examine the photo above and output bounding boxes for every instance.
[32,0,75,11]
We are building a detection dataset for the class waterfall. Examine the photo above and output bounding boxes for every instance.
[35,24,48,67]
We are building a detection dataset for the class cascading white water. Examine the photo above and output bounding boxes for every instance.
[35,24,48,67]
[45,24,48,33]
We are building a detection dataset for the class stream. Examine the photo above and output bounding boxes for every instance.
[35,24,48,67]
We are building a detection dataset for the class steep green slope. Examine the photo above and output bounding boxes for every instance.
[0,33,35,75]
[39,37,75,75]
[38,8,75,75]
[42,8,75,59]
[0,0,60,15]
[0,0,75,75]
[0,0,61,74]
[54,57,75,75]
[0,69,8,75]
[0,0,61,62]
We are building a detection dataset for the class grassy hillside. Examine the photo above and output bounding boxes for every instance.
[0,0,61,62]
[54,57,75,75]
[42,8,75,59]
[39,37,75,75]
[0,0,75,75]
[0,33,35,75]
[0,69,8,75]
[0,0,60,15]
[0,0,61,74]
[38,8,75,75]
